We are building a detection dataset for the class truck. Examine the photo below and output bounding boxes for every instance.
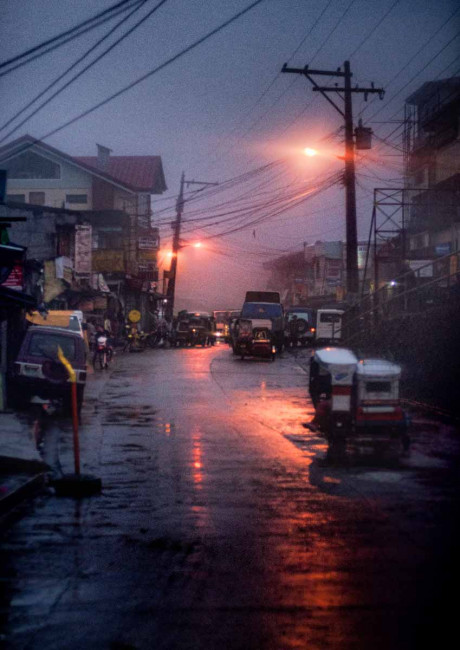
[236,291,284,352]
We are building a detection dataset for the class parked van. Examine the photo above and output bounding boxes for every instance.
[10,326,87,412]
[315,309,344,344]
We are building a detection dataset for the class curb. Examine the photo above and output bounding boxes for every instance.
[0,471,48,517]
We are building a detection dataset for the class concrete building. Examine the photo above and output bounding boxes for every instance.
[404,77,460,259]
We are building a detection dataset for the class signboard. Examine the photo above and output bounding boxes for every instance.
[408,260,433,278]
[325,258,342,280]
[128,309,141,323]
[435,243,451,257]
[138,235,159,250]
[91,273,110,292]
[55,256,73,283]
[75,224,92,276]
[1,262,23,290]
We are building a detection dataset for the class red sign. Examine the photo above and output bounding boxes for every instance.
[2,262,24,290]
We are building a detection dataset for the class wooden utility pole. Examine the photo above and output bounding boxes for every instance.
[165,172,185,321]
[165,173,217,320]
[282,60,384,296]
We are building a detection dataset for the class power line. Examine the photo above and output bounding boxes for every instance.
[360,5,460,119]
[0,0,266,161]
[0,0,160,141]
[309,0,358,64]
[204,0,336,167]
[347,0,402,59]
[0,0,142,78]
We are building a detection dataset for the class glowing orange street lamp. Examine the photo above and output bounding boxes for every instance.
[304,147,318,157]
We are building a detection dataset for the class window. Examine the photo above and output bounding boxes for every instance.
[241,303,283,319]
[6,194,25,203]
[7,151,61,179]
[366,381,391,393]
[320,313,341,323]
[29,191,45,205]
[66,194,88,204]
[29,332,76,361]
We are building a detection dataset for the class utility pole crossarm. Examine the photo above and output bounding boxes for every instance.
[313,86,384,94]
[281,63,346,77]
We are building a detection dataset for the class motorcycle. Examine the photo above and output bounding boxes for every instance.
[146,325,170,348]
[94,334,112,369]
[123,326,145,353]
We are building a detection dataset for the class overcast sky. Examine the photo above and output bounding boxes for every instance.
[1,0,459,310]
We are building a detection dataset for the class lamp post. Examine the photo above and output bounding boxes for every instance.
[282,61,384,298]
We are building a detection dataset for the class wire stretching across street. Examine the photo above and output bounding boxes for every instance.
[0,0,161,142]
[0,0,143,77]
[152,159,342,245]
[179,172,342,242]
[0,0,266,162]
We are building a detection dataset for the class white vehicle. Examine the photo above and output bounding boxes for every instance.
[315,309,344,344]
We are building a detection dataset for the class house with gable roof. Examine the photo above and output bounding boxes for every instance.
[0,135,167,326]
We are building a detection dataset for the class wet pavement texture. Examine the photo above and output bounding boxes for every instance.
[1,345,459,649]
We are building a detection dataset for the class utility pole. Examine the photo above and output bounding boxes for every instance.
[282,60,384,297]
[165,173,217,320]
[165,172,185,321]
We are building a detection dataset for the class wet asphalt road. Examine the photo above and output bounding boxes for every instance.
[1,344,459,650]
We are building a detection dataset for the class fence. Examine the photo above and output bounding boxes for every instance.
[342,249,460,347]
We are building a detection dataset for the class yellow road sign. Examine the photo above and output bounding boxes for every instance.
[128,309,141,323]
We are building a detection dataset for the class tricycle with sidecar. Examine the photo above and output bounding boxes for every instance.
[172,312,213,347]
[309,347,409,447]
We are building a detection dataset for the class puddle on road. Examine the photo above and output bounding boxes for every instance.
[102,406,157,427]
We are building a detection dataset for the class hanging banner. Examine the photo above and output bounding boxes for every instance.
[75,224,92,276]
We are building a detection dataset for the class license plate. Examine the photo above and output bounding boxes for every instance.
[23,365,40,376]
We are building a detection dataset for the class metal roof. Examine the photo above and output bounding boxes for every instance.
[75,156,167,193]
[314,347,358,366]
[356,358,401,378]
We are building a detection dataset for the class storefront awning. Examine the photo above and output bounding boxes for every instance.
[0,285,36,310]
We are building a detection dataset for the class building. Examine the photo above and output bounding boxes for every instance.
[404,77,460,259]
[0,135,167,327]
[265,239,376,305]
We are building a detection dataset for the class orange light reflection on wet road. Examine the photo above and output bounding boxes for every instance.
[192,428,204,486]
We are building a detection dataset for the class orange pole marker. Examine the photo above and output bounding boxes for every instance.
[58,346,80,476]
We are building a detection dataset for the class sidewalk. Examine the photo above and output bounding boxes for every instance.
[0,364,115,520]
[0,409,49,517]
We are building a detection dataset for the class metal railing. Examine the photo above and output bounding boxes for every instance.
[342,249,460,345]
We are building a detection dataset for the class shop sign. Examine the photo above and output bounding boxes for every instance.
[139,235,159,250]
[435,243,451,257]
[1,262,23,290]
[55,256,73,283]
[75,224,92,276]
